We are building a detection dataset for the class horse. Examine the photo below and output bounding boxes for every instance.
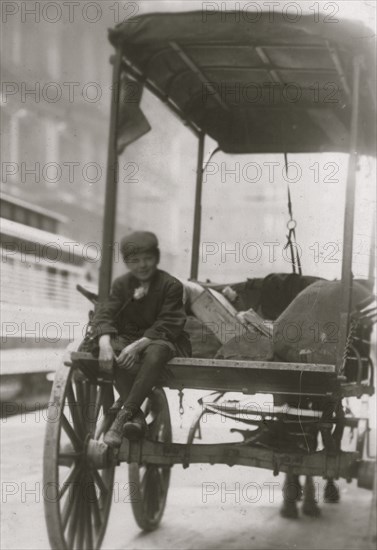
[275,394,341,518]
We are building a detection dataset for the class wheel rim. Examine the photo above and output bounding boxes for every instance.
[43,364,115,550]
[129,387,172,531]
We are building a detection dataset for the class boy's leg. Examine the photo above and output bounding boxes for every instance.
[112,341,174,404]
[113,367,133,402]
[111,335,135,401]
[123,343,174,414]
[104,342,173,446]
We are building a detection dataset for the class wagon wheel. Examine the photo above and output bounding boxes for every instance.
[43,362,116,550]
[129,387,172,531]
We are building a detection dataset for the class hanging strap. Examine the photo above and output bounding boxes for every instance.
[283,153,302,276]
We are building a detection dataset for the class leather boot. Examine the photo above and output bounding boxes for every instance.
[123,409,147,440]
[104,409,132,448]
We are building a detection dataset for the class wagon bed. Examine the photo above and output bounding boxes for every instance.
[64,350,373,485]
[70,351,338,401]
[70,350,374,398]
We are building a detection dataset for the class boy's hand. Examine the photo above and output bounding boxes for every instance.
[116,337,151,370]
[98,335,114,372]
[116,342,140,370]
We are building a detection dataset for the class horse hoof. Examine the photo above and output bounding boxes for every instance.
[302,502,321,517]
[324,481,340,503]
[280,503,299,519]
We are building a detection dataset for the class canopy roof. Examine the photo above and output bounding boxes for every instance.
[109,11,376,155]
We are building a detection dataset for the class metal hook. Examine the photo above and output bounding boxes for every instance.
[287,219,297,231]
[178,389,185,416]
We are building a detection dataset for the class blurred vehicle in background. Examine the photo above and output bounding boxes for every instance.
[0,193,97,413]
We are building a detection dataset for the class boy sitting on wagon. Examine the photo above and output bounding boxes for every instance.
[92,231,191,447]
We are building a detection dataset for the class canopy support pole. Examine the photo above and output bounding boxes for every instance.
[190,132,205,280]
[336,54,362,373]
[98,49,122,302]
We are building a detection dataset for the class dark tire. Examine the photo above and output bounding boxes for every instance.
[43,363,115,550]
[128,387,172,531]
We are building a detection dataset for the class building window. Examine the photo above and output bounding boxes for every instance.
[27,211,39,228]
[47,266,57,301]
[41,217,55,233]
[14,206,26,225]
[0,201,13,220]
[0,111,12,163]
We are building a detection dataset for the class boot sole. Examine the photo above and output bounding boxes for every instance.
[103,432,123,448]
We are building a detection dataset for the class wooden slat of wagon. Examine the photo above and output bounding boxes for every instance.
[70,352,335,373]
[69,352,337,396]
[164,358,337,395]
[167,357,335,372]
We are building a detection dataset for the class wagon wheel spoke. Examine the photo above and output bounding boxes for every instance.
[58,450,83,466]
[85,485,94,550]
[88,385,106,438]
[58,463,82,501]
[92,386,104,425]
[75,381,90,435]
[61,413,83,451]
[86,384,99,437]
[91,494,103,540]
[143,474,152,516]
[94,386,114,440]
[146,471,159,518]
[61,496,71,532]
[83,380,93,435]
[88,477,102,532]
[148,468,164,518]
[90,478,102,529]
[92,468,110,498]
[66,482,81,548]
[139,466,148,500]
[144,472,154,518]
[74,490,85,550]
[66,381,86,438]
[156,466,167,490]
[61,482,77,531]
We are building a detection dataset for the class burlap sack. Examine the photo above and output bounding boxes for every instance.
[273,280,370,364]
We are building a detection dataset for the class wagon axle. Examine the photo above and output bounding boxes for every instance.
[86,439,116,470]
[81,432,375,492]
[69,430,376,491]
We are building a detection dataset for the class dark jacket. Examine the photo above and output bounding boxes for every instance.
[92,269,191,355]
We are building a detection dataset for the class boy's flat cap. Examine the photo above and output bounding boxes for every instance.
[120,231,159,258]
